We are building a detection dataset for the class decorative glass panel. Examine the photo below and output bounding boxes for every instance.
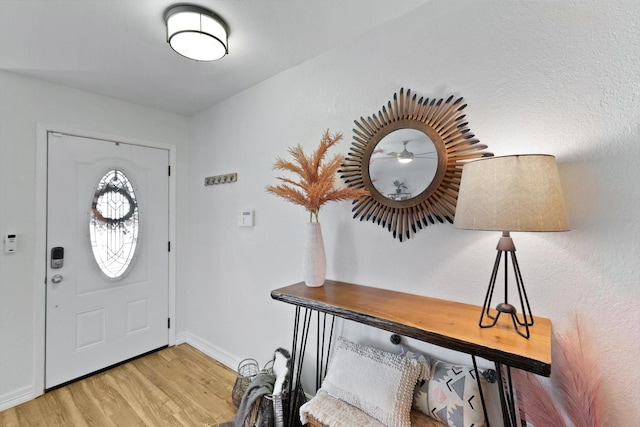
[89,169,139,279]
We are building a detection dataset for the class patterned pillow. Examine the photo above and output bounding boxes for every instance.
[414,359,486,427]
[320,337,421,427]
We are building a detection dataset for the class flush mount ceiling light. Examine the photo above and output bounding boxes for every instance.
[165,5,229,61]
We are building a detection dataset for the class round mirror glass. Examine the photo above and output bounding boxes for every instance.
[368,128,437,201]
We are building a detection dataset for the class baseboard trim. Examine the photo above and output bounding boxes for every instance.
[185,332,241,372]
[0,386,35,412]
[175,330,187,345]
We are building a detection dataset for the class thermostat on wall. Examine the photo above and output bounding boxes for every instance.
[238,210,254,227]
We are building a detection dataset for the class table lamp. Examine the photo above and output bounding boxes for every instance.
[454,154,569,338]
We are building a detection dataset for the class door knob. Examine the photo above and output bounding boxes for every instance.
[51,274,63,284]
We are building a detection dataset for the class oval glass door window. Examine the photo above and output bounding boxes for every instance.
[89,169,139,279]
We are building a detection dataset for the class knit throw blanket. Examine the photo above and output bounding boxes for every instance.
[232,371,276,427]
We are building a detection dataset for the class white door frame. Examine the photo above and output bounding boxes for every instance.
[34,123,177,396]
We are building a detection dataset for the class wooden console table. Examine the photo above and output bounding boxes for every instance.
[271,280,552,427]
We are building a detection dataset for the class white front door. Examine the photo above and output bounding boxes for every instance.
[45,133,169,388]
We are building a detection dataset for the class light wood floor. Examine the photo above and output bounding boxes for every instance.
[0,344,238,426]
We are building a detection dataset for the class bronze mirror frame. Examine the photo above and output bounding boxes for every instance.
[340,88,493,241]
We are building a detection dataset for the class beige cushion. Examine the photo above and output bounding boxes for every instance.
[301,389,446,427]
[301,390,385,427]
[317,337,421,427]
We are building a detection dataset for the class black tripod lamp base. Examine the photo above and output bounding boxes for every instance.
[478,233,534,339]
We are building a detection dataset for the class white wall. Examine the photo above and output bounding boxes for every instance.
[186,1,639,425]
[0,71,190,408]
[1,0,637,424]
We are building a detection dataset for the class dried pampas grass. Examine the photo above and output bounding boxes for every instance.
[512,315,607,427]
[553,317,606,427]
[512,369,567,427]
[266,130,369,222]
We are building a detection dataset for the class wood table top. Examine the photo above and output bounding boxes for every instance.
[272,280,552,376]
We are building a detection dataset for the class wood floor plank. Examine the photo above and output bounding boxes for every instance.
[110,363,180,425]
[132,354,216,423]
[0,344,238,426]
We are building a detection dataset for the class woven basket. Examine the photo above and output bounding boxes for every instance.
[261,394,285,427]
[231,358,259,408]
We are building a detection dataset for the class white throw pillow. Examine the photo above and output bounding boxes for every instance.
[320,337,421,427]
[299,390,386,427]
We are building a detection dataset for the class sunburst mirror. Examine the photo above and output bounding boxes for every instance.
[340,88,493,241]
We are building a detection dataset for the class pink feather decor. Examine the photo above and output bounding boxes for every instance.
[553,316,606,427]
[511,315,607,427]
[511,369,567,426]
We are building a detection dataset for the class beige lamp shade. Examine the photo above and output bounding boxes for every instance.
[454,154,570,232]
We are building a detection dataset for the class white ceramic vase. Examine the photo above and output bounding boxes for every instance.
[303,222,326,287]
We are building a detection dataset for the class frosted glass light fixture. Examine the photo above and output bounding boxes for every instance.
[165,5,229,61]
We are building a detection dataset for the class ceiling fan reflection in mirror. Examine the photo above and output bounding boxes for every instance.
[374,140,437,163]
